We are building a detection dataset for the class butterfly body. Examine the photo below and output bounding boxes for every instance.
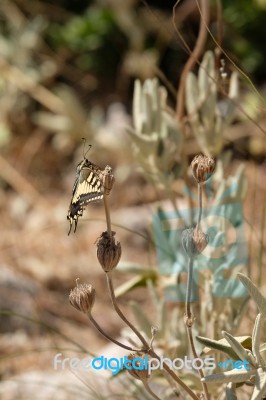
[67,158,104,235]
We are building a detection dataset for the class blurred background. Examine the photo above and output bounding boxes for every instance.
[0,0,265,399]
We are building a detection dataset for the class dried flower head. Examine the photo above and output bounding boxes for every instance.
[96,231,121,272]
[191,154,215,183]
[193,228,209,254]
[102,165,115,195]
[69,282,95,314]
[182,227,208,258]
[127,353,150,381]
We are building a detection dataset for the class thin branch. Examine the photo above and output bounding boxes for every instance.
[176,0,210,123]
[88,313,137,352]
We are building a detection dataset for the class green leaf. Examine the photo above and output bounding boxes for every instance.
[251,367,266,400]
[237,273,266,316]
[117,262,156,275]
[252,313,264,364]
[259,343,266,365]
[222,331,255,367]
[197,335,251,360]
[114,272,157,298]
[202,369,254,383]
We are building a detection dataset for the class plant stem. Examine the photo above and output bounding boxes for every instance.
[103,194,112,237]
[106,271,148,347]
[88,313,137,352]
[197,183,203,228]
[185,257,210,400]
[185,258,194,320]
[102,182,199,399]
[106,272,199,400]
[176,0,210,123]
[142,380,161,400]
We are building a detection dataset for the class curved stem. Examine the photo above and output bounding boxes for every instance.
[142,380,161,400]
[106,272,148,348]
[88,313,137,352]
[106,272,199,400]
[148,348,199,400]
[176,0,210,123]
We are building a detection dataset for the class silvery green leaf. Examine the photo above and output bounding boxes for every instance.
[226,382,237,400]
[185,72,199,115]
[233,164,247,200]
[199,51,215,95]
[223,72,239,125]
[117,262,155,275]
[143,79,161,134]
[133,80,143,133]
[143,86,153,133]
[202,369,254,383]
[229,71,239,100]
[150,79,162,133]
[199,51,216,125]
[250,367,266,400]
[114,274,156,298]
[222,331,255,366]
[260,344,266,365]
[252,314,263,364]
[237,274,266,316]
[197,335,245,359]
[127,126,158,151]
[129,300,152,338]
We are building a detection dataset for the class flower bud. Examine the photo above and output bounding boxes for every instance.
[69,282,95,314]
[96,231,121,272]
[191,155,215,183]
[127,353,150,381]
[182,227,208,258]
[102,165,115,195]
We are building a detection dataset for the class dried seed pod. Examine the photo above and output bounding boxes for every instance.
[69,282,95,314]
[102,165,115,195]
[182,227,208,258]
[191,155,215,183]
[127,353,150,381]
[96,231,121,272]
[192,228,209,254]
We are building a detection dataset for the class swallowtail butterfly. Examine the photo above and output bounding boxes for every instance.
[67,156,105,235]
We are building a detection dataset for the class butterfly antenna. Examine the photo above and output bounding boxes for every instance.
[82,138,92,159]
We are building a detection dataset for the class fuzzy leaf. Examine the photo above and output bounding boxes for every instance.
[222,331,255,366]
[114,273,157,298]
[202,369,254,384]
[117,262,155,275]
[237,273,266,316]
[260,343,266,365]
[251,367,266,400]
[185,72,199,115]
[252,313,264,364]
[133,80,142,133]
[197,335,251,359]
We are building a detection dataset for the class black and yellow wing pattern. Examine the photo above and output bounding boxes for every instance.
[67,158,104,234]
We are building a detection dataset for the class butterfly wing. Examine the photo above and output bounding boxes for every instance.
[67,160,104,234]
